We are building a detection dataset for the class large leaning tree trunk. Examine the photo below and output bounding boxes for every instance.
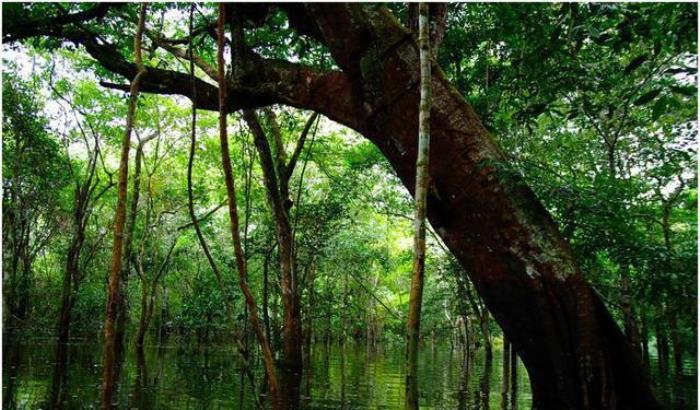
[4,3,658,409]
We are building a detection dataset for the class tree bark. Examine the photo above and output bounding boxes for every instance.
[641,314,650,369]
[100,5,147,409]
[115,135,147,360]
[668,312,682,374]
[620,266,641,356]
[243,109,303,407]
[406,4,431,409]
[57,223,82,345]
[656,323,669,376]
[502,337,511,397]
[263,244,274,348]
[241,106,316,405]
[511,346,519,409]
[216,6,281,407]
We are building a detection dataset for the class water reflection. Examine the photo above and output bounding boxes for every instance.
[48,339,69,409]
[3,337,21,410]
[1,339,695,409]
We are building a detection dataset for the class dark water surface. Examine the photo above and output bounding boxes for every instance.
[2,338,695,409]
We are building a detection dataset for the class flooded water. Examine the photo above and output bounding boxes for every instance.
[2,337,695,409]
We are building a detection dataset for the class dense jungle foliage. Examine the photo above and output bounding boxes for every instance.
[2,3,697,409]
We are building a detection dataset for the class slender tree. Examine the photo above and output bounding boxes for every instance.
[242,108,317,392]
[216,5,280,406]
[115,131,155,358]
[406,3,432,409]
[184,7,261,403]
[100,4,147,408]
[50,95,113,409]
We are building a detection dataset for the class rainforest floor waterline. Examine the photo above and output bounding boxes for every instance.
[2,338,696,409]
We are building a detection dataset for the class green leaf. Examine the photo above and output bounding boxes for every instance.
[624,54,648,74]
[593,32,612,45]
[633,89,661,106]
[669,85,696,96]
[529,103,548,116]
[652,98,667,121]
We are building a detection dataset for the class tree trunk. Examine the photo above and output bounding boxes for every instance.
[480,310,493,361]
[406,4,432,409]
[100,5,147,409]
[134,279,159,349]
[480,351,493,409]
[511,347,519,409]
[217,6,281,407]
[668,312,682,374]
[243,109,303,394]
[242,107,318,407]
[641,315,650,369]
[620,266,641,356]
[115,139,145,361]
[135,276,149,348]
[502,337,511,397]
[266,8,657,407]
[184,17,260,401]
[160,283,169,341]
[656,323,669,376]
[17,254,32,323]
[57,238,80,345]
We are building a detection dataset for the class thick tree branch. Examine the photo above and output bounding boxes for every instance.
[5,5,358,127]
[3,3,123,42]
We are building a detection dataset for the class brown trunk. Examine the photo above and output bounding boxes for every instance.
[668,313,682,374]
[134,281,148,348]
[136,280,158,348]
[263,248,273,348]
[620,266,641,356]
[49,337,69,409]
[243,110,304,383]
[263,8,657,407]
[58,183,89,345]
[100,5,147,409]
[57,238,80,345]
[53,131,107,408]
[641,315,650,369]
[185,7,255,379]
[115,138,146,360]
[656,323,669,376]
[217,6,281,407]
[242,107,317,407]
[480,351,493,409]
